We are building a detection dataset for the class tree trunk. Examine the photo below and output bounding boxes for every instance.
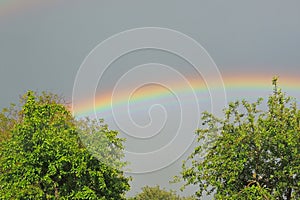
[54,183,59,199]
[286,187,292,200]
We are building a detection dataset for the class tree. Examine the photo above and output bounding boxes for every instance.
[0,104,20,144]
[179,77,300,199]
[0,91,130,199]
[0,92,64,145]
[129,185,196,200]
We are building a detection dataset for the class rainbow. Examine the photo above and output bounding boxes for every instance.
[73,73,300,117]
[221,73,300,91]
[1,3,298,116]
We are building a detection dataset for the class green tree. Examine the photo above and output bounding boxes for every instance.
[130,185,196,200]
[0,92,64,146]
[0,91,130,199]
[178,78,300,199]
[0,104,19,144]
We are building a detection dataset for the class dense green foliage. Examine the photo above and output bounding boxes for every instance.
[0,91,130,199]
[129,185,196,200]
[179,78,300,199]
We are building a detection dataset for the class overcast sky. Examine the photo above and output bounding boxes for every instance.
[1,0,299,198]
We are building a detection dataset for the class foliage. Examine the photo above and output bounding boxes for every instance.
[0,92,65,144]
[179,78,300,199]
[0,91,130,199]
[0,104,19,144]
[129,185,196,200]
[77,118,127,170]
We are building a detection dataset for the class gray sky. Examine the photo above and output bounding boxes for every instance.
[1,0,300,198]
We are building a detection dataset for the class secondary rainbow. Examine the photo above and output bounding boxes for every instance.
[0,0,55,19]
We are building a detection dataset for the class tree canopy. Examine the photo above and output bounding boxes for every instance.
[179,78,300,199]
[130,185,196,200]
[0,91,130,199]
